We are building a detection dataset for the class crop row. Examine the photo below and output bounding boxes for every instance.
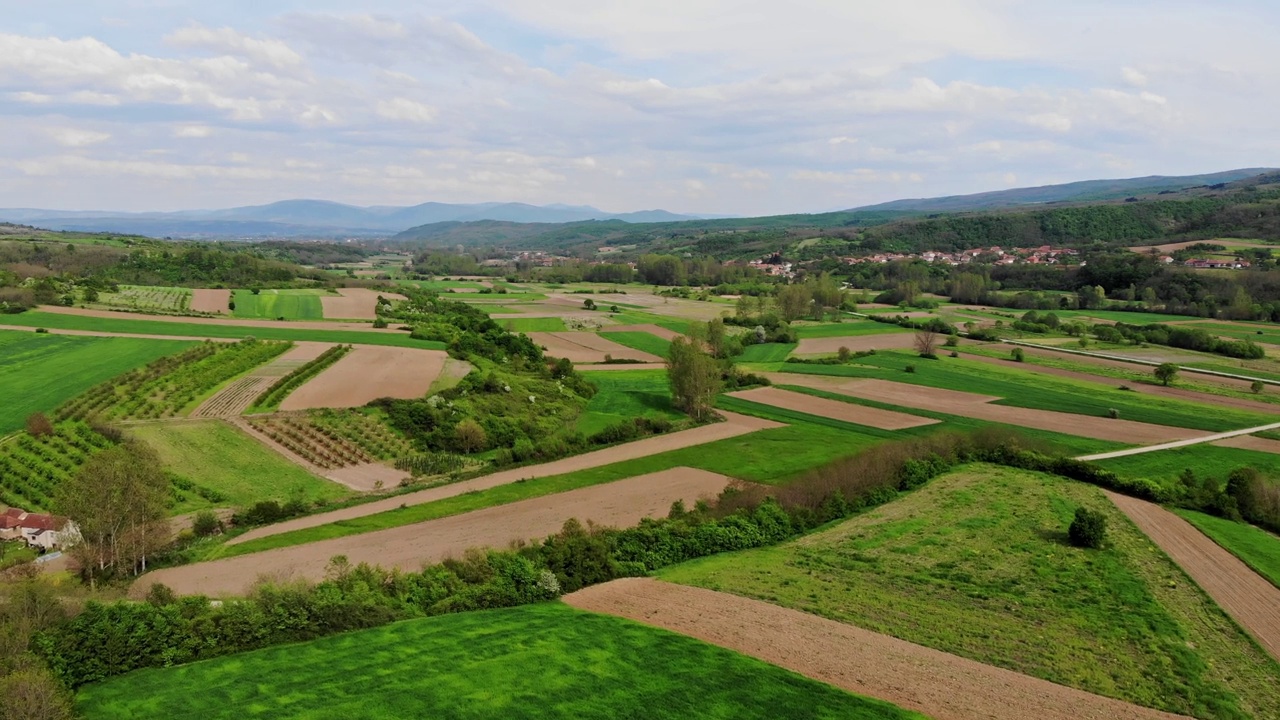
[0,423,113,511]
[99,286,192,313]
[395,451,466,477]
[249,415,373,469]
[195,377,272,418]
[310,409,413,461]
[58,340,291,421]
[252,345,352,410]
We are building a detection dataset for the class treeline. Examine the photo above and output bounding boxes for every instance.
[527,255,771,288]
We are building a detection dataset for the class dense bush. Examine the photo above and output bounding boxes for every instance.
[1068,508,1108,549]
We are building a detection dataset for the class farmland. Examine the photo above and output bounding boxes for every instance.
[661,466,1280,719]
[231,289,326,320]
[0,330,193,434]
[1176,509,1280,588]
[76,604,921,720]
[0,423,112,510]
[96,285,191,313]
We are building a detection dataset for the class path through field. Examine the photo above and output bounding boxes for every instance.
[727,386,939,430]
[133,468,732,598]
[564,578,1190,720]
[770,373,1210,445]
[229,410,783,545]
[1075,420,1280,461]
[280,346,447,410]
[1106,491,1280,661]
[191,342,333,418]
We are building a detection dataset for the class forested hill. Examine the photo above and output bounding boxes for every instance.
[388,171,1280,258]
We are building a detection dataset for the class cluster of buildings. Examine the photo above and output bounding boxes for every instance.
[746,256,796,278]
[0,507,76,551]
[1183,257,1252,269]
[842,245,1081,267]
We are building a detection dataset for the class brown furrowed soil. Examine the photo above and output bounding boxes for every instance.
[133,468,731,598]
[795,332,919,355]
[229,410,783,545]
[319,288,407,320]
[727,386,939,430]
[599,323,684,340]
[279,346,446,410]
[770,374,1208,445]
[192,342,334,418]
[1106,491,1280,661]
[1212,435,1280,454]
[527,331,663,363]
[1000,344,1264,393]
[576,363,669,372]
[564,578,1190,720]
[190,288,230,314]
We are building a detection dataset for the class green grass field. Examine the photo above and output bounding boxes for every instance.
[1184,321,1280,347]
[1097,444,1280,487]
[781,350,1272,432]
[130,421,350,513]
[1052,309,1208,324]
[3,312,445,349]
[232,289,325,320]
[1175,509,1280,588]
[738,343,796,362]
[576,370,684,435]
[0,331,193,434]
[794,322,911,339]
[603,331,672,359]
[661,465,1280,720]
[76,603,921,720]
[498,316,567,332]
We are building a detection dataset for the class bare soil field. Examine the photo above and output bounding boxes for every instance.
[319,288,407,320]
[1000,344,1261,392]
[565,578,1189,720]
[576,363,668,372]
[728,387,939,430]
[771,374,1207,445]
[527,332,663,363]
[599,323,684,340]
[230,410,783,545]
[134,468,732,598]
[280,346,447,410]
[192,342,335,418]
[190,288,230,314]
[795,332,919,355]
[1107,491,1280,661]
[1212,435,1280,455]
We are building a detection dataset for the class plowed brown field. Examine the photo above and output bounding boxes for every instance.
[599,323,684,340]
[795,332,918,355]
[319,288,407,320]
[564,578,1190,720]
[280,346,446,410]
[1213,435,1280,454]
[727,386,938,430]
[1107,491,1280,661]
[133,468,731,598]
[527,331,662,363]
[190,288,230,313]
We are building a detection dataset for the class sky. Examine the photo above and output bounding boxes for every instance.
[1,1,1278,216]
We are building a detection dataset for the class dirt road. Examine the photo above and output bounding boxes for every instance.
[1106,492,1280,661]
[229,410,782,545]
[1077,421,1280,461]
[564,578,1189,720]
[133,468,731,598]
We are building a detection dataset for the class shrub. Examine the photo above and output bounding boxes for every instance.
[1010,347,1025,362]
[191,511,223,537]
[25,412,54,437]
[836,346,851,362]
[1154,363,1178,386]
[1107,408,1120,419]
[1068,507,1107,549]
[949,351,959,358]
[1252,380,1265,395]
[904,364,916,374]
[34,327,48,334]
[372,317,388,329]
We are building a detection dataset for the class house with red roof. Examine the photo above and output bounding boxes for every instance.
[0,507,78,550]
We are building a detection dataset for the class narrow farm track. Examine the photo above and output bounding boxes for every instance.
[1076,421,1280,461]
[1106,491,1280,661]
[191,342,333,418]
[564,578,1190,720]
[228,410,783,546]
[132,468,732,598]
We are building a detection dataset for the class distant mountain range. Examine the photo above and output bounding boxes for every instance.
[0,201,708,239]
[3,168,1275,240]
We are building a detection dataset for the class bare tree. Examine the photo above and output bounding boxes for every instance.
[914,329,940,358]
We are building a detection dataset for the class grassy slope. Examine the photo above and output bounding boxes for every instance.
[76,603,923,720]
[602,331,672,359]
[781,350,1272,431]
[3,311,445,349]
[232,289,325,320]
[1175,509,1280,588]
[130,421,350,513]
[575,370,684,435]
[660,465,1280,720]
[0,331,193,434]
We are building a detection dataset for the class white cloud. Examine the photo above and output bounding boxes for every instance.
[173,125,213,138]
[1122,66,1148,87]
[48,128,111,147]
[1025,113,1072,133]
[166,24,303,70]
[375,98,436,123]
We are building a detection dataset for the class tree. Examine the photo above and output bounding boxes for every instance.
[1154,363,1179,386]
[1010,347,1025,362]
[0,665,74,720]
[191,511,223,537]
[582,298,596,310]
[837,346,851,363]
[704,318,727,359]
[776,284,813,322]
[54,443,171,583]
[1251,380,1265,395]
[666,337,721,422]
[454,419,488,453]
[1068,507,1107,549]
[24,413,53,438]
[914,329,939,358]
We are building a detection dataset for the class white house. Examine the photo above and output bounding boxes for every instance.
[0,508,78,551]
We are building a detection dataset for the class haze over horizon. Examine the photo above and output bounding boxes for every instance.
[3,1,1278,216]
